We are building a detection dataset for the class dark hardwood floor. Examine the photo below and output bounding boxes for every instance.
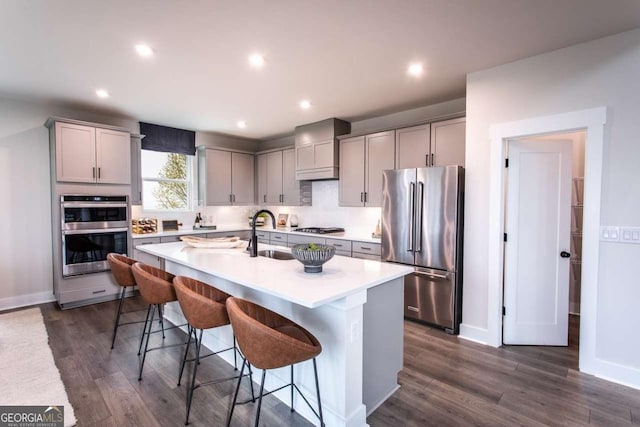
[32,298,640,426]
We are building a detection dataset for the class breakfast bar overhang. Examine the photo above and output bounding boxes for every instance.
[136,241,412,427]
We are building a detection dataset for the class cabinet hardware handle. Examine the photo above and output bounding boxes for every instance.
[416,181,424,252]
[92,289,106,294]
[409,182,415,251]
[426,154,429,166]
[360,192,364,202]
[431,153,434,166]
[365,192,368,203]
[413,271,449,280]
[98,167,101,179]
[263,195,266,203]
[92,167,96,178]
[360,247,371,250]
[233,194,236,202]
[229,194,232,202]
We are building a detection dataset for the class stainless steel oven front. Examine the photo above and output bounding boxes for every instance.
[60,195,129,277]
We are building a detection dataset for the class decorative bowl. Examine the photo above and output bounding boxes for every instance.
[291,243,336,273]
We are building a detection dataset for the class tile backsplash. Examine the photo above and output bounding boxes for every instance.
[131,180,382,236]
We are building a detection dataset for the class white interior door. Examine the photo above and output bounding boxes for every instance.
[503,139,572,345]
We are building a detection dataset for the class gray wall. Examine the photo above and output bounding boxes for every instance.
[464,28,640,383]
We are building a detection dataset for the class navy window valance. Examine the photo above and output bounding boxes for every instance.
[140,122,196,155]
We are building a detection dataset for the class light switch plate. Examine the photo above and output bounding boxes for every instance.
[620,226,640,244]
[600,226,620,242]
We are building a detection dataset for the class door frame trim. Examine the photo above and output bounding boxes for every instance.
[487,107,606,376]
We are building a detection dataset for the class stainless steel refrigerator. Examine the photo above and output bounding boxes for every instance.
[381,166,464,334]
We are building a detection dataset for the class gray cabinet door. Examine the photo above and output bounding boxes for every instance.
[339,136,366,206]
[431,117,465,167]
[396,124,430,169]
[55,122,96,183]
[130,136,142,204]
[282,148,299,205]
[365,131,395,207]
[231,152,255,205]
[96,128,131,184]
[256,153,267,204]
[206,149,232,204]
[266,151,283,204]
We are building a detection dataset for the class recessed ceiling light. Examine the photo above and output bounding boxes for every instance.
[95,89,109,98]
[407,62,424,77]
[237,120,247,129]
[248,54,265,68]
[135,44,154,58]
[299,100,311,110]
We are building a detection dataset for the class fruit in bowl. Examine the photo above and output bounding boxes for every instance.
[291,243,336,273]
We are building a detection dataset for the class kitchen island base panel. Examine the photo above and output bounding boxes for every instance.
[161,261,402,427]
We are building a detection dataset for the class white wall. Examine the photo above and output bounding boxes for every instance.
[464,28,640,383]
[0,97,138,309]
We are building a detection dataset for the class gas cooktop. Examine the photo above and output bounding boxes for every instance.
[294,227,345,234]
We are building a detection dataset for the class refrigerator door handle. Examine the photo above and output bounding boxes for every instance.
[416,181,424,252]
[408,182,415,251]
[414,270,449,280]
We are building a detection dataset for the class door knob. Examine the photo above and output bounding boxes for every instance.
[560,251,571,258]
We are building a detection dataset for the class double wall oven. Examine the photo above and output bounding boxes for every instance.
[61,195,129,277]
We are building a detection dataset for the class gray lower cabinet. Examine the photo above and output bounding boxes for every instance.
[325,238,352,257]
[288,234,326,248]
[133,237,162,268]
[255,230,270,244]
[270,232,288,246]
[352,241,381,260]
[339,131,395,207]
[208,230,251,240]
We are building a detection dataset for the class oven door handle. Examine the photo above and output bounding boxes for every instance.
[62,202,128,208]
[62,227,129,235]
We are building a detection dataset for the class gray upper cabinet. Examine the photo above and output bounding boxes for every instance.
[339,131,395,207]
[295,118,350,180]
[130,134,143,204]
[198,148,255,205]
[256,153,268,204]
[257,148,304,206]
[395,117,465,168]
[53,121,130,184]
[430,117,466,167]
[396,124,431,169]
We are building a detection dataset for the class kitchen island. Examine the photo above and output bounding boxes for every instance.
[136,241,412,427]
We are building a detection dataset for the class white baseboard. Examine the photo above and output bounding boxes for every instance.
[0,291,56,312]
[592,358,640,391]
[458,323,491,346]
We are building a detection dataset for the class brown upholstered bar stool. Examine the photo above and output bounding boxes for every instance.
[226,297,324,427]
[131,262,185,381]
[173,276,255,425]
[106,253,147,349]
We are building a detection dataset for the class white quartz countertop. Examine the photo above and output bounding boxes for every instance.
[135,241,412,308]
[132,225,382,243]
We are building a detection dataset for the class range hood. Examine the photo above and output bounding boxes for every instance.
[294,118,351,180]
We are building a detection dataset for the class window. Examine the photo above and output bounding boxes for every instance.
[141,150,194,210]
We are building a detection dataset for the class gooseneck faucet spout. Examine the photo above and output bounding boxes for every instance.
[248,209,276,257]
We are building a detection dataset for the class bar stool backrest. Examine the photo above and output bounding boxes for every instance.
[226,297,321,370]
[107,253,137,287]
[131,262,177,305]
[173,276,232,330]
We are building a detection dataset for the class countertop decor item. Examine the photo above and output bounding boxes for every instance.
[132,218,157,234]
[180,235,243,248]
[291,243,336,273]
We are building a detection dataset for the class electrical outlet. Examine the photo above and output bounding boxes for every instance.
[620,227,640,244]
[600,226,620,242]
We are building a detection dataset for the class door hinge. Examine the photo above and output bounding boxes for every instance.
[505,158,509,168]
[502,306,506,316]
[503,233,507,242]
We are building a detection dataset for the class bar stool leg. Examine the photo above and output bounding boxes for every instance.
[158,304,166,339]
[313,358,324,427]
[233,335,238,370]
[138,305,152,356]
[290,365,295,413]
[178,326,194,386]
[185,329,203,425]
[138,304,156,381]
[254,370,267,427]
[226,359,246,427]
[247,362,256,402]
[110,287,126,349]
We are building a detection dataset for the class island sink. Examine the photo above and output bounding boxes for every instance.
[257,249,295,260]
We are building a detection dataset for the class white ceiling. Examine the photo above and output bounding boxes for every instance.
[1,0,640,140]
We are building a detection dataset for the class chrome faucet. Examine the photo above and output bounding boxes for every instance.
[247,209,276,257]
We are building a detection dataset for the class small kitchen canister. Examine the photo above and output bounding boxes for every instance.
[290,214,299,227]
